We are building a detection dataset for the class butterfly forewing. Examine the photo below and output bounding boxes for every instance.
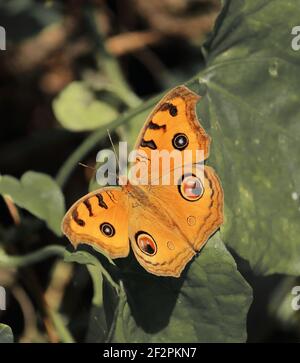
[62,187,129,258]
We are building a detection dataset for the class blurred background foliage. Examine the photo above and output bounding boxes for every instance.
[0,0,299,343]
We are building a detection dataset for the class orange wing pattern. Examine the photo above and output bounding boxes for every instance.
[62,187,129,259]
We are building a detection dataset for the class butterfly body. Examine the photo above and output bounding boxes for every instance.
[62,86,223,277]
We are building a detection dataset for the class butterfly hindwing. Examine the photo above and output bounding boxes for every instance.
[128,190,195,277]
[128,166,223,277]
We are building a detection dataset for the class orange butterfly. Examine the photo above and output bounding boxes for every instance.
[62,86,224,277]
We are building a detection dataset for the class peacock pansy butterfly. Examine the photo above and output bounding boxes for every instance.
[62,85,224,277]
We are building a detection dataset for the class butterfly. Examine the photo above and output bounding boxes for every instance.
[62,85,224,277]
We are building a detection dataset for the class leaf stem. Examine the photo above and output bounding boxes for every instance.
[87,265,103,306]
[0,245,65,268]
[47,309,75,343]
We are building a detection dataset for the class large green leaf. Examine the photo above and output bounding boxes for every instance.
[190,0,300,275]
[64,234,252,343]
[53,82,118,132]
[108,234,252,343]
[0,324,13,343]
[0,171,65,236]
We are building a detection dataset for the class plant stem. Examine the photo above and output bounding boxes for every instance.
[47,309,75,343]
[0,245,65,268]
[87,265,103,306]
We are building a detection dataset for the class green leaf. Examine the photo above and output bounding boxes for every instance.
[0,324,13,343]
[192,0,300,275]
[0,171,65,236]
[108,234,252,343]
[53,82,118,131]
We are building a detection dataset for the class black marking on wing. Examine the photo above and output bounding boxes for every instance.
[136,152,150,161]
[72,209,85,226]
[148,120,166,131]
[83,199,93,216]
[140,139,157,150]
[159,102,178,117]
[106,191,117,204]
[96,194,108,209]
[110,191,118,203]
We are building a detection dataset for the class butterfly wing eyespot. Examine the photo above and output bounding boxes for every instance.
[178,174,204,202]
[100,222,115,237]
[135,232,157,256]
[172,133,189,150]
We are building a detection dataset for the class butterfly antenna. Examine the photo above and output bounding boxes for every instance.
[107,129,120,169]
[78,162,96,171]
